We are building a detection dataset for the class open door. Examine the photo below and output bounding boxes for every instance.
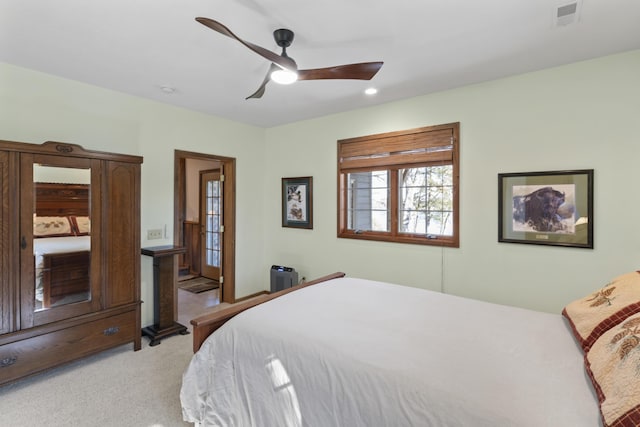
[175,150,235,304]
[200,169,222,281]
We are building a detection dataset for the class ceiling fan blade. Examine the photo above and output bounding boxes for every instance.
[246,63,278,99]
[297,62,383,81]
[195,17,297,71]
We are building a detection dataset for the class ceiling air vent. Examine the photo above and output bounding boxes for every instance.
[555,1,581,26]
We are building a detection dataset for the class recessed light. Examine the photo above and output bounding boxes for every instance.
[160,85,176,94]
[365,87,378,95]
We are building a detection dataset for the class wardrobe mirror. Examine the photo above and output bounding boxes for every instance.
[33,164,91,311]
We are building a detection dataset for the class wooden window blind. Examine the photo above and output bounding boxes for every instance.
[338,123,457,171]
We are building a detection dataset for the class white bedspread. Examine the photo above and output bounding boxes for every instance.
[181,277,600,427]
[34,235,90,301]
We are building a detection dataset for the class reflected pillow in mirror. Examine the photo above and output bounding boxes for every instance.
[33,216,74,238]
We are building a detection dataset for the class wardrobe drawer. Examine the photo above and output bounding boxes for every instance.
[0,311,136,385]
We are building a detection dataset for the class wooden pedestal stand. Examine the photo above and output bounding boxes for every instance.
[141,245,189,346]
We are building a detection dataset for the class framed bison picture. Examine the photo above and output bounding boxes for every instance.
[498,170,593,248]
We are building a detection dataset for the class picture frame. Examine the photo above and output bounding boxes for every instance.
[498,169,593,248]
[282,176,313,229]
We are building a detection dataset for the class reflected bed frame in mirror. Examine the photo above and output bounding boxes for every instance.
[34,182,91,309]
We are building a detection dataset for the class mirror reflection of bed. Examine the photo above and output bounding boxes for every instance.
[33,165,91,311]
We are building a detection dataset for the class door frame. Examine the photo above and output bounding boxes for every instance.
[174,150,236,304]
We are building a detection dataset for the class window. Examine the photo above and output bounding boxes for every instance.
[338,122,459,247]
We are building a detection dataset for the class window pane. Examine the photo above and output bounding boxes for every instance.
[442,186,453,213]
[370,170,388,187]
[427,211,454,236]
[429,166,453,186]
[400,210,426,234]
[371,210,389,232]
[347,171,390,232]
[428,187,444,211]
[371,188,388,209]
[403,167,427,187]
[401,186,425,211]
[207,249,220,267]
[399,166,454,236]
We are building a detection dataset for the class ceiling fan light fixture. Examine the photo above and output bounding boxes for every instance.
[270,68,298,85]
[195,17,383,98]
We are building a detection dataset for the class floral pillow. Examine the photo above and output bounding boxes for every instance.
[585,313,640,426]
[563,271,640,352]
[33,216,74,237]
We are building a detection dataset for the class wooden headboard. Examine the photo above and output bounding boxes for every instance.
[35,183,90,216]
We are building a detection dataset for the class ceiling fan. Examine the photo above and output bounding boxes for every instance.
[195,17,384,99]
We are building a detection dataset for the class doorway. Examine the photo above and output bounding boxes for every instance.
[174,150,235,304]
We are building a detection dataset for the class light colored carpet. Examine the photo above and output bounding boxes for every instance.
[0,288,225,427]
[0,334,193,427]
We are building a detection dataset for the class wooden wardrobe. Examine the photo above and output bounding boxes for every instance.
[0,140,142,385]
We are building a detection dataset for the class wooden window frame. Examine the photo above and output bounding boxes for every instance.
[337,122,460,247]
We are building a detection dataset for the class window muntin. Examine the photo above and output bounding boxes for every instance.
[338,122,459,247]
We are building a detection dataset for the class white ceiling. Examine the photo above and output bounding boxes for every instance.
[1,0,639,128]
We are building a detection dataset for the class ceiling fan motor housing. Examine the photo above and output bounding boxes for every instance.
[273,29,294,48]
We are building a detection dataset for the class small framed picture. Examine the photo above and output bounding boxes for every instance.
[282,176,313,229]
[498,169,593,248]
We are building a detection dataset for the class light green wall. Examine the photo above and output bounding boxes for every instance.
[2,50,639,323]
[263,49,640,313]
[1,63,266,327]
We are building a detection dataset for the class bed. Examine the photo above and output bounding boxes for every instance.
[34,234,91,307]
[33,182,91,309]
[181,272,640,427]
